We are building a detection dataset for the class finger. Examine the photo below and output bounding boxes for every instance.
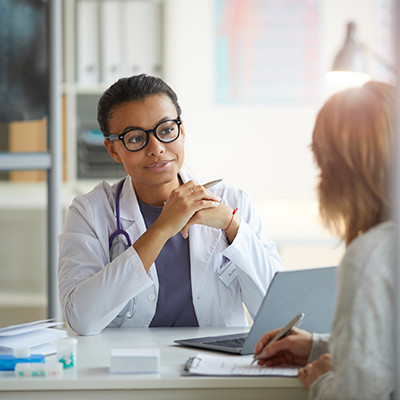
[299,364,310,378]
[187,200,221,220]
[254,329,281,356]
[254,341,264,355]
[262,354,291,367]
[260,336,293,359]
[320,353,331,362]
[179,201,220,235]
[189,183,222,202]
[298,366,306,377]
[298,368,310,389]
[316,354,331,372]
[192,191,221,203]
[176,181,197,197]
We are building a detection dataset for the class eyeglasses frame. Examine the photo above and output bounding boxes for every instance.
[106,116,182,152]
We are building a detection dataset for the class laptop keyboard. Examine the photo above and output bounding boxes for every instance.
[205,337,246,348]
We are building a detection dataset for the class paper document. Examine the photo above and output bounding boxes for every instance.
[183,353,299,377]
[0,320,67,356]
[0,319,63,336]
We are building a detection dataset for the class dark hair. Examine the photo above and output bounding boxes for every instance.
[97,74,182,137]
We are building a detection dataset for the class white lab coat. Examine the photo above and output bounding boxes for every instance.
[58,170,283,335]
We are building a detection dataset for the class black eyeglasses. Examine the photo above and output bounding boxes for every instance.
[107,117,182,152]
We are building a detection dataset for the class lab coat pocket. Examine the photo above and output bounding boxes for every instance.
[217,260,238,287]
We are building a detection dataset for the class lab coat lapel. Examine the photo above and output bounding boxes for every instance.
[189,224,222,297]
[117,176,143,226]
[179,169,223,296]
[116,177,158,281]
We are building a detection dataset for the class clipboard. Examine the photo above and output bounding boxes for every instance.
[182,353,299,377]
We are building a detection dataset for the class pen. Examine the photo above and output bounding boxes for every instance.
[251,313,305,365]
[203,179,223,189]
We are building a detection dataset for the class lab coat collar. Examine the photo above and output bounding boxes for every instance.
[118,175,142,223]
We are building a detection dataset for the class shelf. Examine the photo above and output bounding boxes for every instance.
[0,152,51,172]
[0,292,46,307]
[0,182,73,209]
[0,180,122,209]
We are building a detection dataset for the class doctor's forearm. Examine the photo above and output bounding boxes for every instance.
[133,222,171,272]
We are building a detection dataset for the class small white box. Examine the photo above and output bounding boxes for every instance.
[110,348,160,374]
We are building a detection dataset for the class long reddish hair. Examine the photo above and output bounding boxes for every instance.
[312,81,396,245]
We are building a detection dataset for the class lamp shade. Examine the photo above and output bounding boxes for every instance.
[325,22,370,86]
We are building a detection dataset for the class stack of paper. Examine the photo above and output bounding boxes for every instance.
[0,320,67,356]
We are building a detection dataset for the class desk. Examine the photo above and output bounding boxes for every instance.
[0,327,307,400]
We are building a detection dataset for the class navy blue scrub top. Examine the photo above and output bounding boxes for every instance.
[138,200,199,327]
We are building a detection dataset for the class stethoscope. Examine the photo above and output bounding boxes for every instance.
[109,178,132,249]
[109,178,136,319]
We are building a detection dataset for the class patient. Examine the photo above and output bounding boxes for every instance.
[253,81,396,399]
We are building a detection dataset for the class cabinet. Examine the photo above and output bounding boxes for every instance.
[0,0,165,326]
[0,0,63,324]
[62,0,164,183]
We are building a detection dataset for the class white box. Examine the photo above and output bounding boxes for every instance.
[110,348,160,374]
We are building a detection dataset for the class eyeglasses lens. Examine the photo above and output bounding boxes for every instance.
[124,130,147,151]
[123,120,180,151]
[156,120,179,143]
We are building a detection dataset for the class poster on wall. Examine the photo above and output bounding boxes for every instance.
[215,0,321,103]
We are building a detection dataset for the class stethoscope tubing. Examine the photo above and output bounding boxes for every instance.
[109,178,132,249]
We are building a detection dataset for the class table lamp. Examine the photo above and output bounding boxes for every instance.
[325,22,371,86]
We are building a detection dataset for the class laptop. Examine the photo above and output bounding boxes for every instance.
[174,266,337,355]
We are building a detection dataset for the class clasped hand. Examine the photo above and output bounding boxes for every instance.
[159,180,233,239]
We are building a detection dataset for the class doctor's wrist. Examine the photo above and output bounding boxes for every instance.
[224,208,238,231]
[224,208,240,243]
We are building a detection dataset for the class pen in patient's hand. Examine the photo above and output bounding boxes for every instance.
[251,313,305,365]
[203,179,223,189]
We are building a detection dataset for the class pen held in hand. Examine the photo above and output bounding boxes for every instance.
[251,313,305,365]
[203,179,223,189]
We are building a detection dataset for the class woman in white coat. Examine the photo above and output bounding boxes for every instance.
[58,74,283,335]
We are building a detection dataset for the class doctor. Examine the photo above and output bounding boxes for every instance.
[58,74,283,335]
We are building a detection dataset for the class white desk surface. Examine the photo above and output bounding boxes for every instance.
[0,327,307,400]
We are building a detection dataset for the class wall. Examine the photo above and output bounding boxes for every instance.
[0,0,394,325]
[162,0,393,267]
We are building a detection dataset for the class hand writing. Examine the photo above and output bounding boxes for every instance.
[254,327,313,367]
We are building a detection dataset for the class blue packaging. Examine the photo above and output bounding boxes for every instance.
[0,354,45,371]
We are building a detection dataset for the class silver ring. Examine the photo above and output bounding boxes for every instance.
[189,187,194,194]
